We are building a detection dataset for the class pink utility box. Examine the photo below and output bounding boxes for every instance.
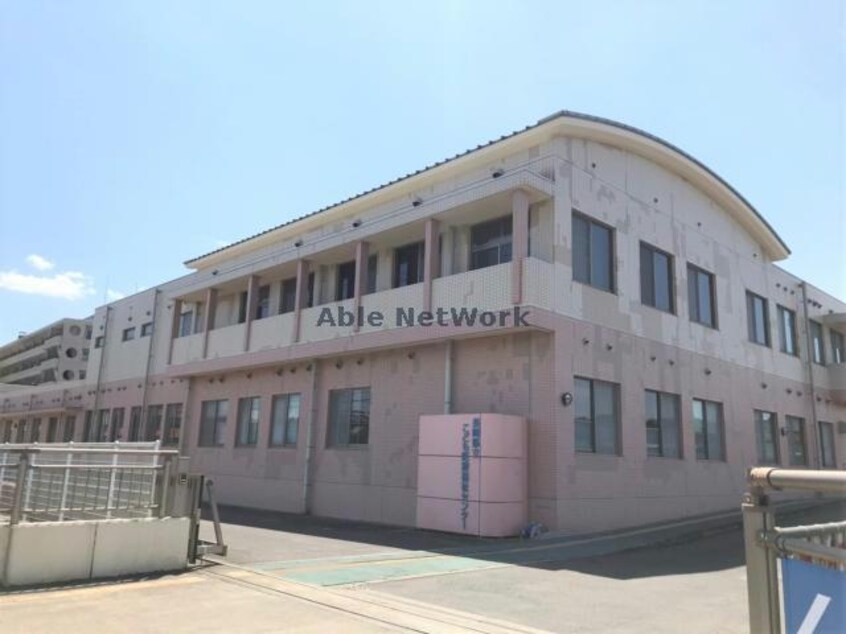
[416,413,527,537]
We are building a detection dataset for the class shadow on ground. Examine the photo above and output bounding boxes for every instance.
[203,498,844,580]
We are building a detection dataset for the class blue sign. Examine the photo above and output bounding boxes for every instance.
[460,423,470,530]
[783,558,846,633]
[471,417,481,457]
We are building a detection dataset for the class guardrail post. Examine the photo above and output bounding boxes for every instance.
[106,447,119,518]
[158,454,172,518]
[10,452,29,525]
[742,489,780,634]
[57,452,73,521]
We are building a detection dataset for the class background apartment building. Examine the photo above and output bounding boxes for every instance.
[1,112,844,534]
[0,318,92,386]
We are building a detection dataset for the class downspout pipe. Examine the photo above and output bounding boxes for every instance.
[140,289,161,424]
[799,282,821,467]
[91,306,112,435]
[302,359,320,514]
[444,340,453,414]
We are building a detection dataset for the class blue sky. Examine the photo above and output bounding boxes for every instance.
[0,1,843,343]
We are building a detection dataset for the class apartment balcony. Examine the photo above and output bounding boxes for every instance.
[168,258,558,372]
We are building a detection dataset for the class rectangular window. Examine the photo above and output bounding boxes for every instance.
[95,409,110,442]
[144,405,163,441]
[819,421,836,468]
[179,311,194,337]
[47,417,59,443]
[831,330,844,365]
[575,377,620,455]
[644,390,681,458]
[640,243,674,313]
[327,387,371,447]
[128,406,142,441]
[470,216,512,271]
[122,327,136,342]
[336,261,356,301]
[163,403,182,447]
[198,400,228,447]
[280,278,297,314]
[94,336,104,348]
[366,254,378,294]
[15,419,26,443]
[236,397,261,446]
[255,285,270,320]
[573,212,614,292]
[109,408,125,442]
[306,272,315,308]
[754,410,779,465]
[687,264,717,328]
[786,416,807,466]
[237,291,248,324]
[746,292,770,346]
[777,305,798,356]
[29,418,41,443]
[63,415,76,442]
[393,242,424,288]
[692,398,724,460]
[269,393,301,447]
[140,322,154,337]
[810,321,825,365]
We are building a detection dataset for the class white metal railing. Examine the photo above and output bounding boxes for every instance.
[742,467,846,633]
[0,442,178,524]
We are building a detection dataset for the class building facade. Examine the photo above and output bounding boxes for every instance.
[1,112,844,534]
[0,318,92,386]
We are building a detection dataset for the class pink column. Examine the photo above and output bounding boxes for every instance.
[423,218,440,312]
[201,287,218,358]
[293,259,310,343]
[167,298,183,364]
[511,189,530,305]
[353,241,369,332]
[243,275,259,352]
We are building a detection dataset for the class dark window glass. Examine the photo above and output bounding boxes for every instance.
[777,306,798,356]
[280,278,297,314]
[819,421,836,468]
[336,261,356,301]
[270,393,301,447]
[574,377,619,455]
[95,336,104,348]
[30,418,41,443]
[687,264,717,328]
[63,415,76,442]
[238,291,248,324]
[786,416,807,466]
[140,322,154,337]
[179,311,194,337]
[47,417,59,443]
[96,409,109,442]
[394,242,424,288]
[832,330,845,364]
[163,403,182,447]
[307,272,315,308]
[366,254,378,294]
[470,216,512,271]
[109,408,125,442]
[144,405,163,441]
[692,398,724,460]
[640,243,674,312]
[572,212,614,292]
[122,327,136,342]
[746,292,770,346]
[810,321,826,365]
[645,390,681,458]
[754,410,779,464]
[236,397,261,447]
[128,406,142,441]
[255,285,270,320]
[199,400,228,447]
[327,387,371,447]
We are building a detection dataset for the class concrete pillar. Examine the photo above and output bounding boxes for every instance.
[293,259,310,343]
[167,299,183,365]
[511,189,530,305]
[201,288,218,358]
[243,275,259,352]
[423,218,440,312]
[353,242,369,332]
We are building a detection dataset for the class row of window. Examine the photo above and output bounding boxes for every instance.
[197,387,371,449]
[575,376,838,467]
[1,415,77,444]
[77,403,182,445]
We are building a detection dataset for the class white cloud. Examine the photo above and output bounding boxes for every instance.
[106,289,125,301]
[0,270,96,300]
[25,254,55,271]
